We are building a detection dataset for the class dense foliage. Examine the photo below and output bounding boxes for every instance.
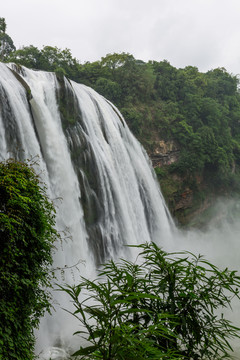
[3,17,240,222]
[6,39,240,222]
[0,159,57,359]
[62,243,240,359]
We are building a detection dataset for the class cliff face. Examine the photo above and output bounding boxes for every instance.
[150,140,180,167]
[147,138,216,227]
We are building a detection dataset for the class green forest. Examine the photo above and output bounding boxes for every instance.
[3,26,240,226]
[2,18,240,225]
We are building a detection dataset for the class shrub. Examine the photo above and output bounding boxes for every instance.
[0,159,58,360]
[62,243,240,359]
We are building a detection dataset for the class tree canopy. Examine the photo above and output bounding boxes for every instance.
[0,17,6,33]
[0,17,15,61]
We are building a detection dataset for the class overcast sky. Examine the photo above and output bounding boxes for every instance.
[2,0,240,75]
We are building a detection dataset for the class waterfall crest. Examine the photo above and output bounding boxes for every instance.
[0,63,174,358]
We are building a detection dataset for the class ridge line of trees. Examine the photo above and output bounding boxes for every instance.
[2,17,240,223]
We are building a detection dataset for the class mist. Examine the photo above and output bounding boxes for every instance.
[164,197,240,356]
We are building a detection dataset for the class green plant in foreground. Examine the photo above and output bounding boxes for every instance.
[0,159,57,360]
[62,243,240,360]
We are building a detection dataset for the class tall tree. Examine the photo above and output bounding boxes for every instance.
[0,17,15,61]
[0,17,6,33]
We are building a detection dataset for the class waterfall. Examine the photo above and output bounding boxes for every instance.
[0,63,174,358]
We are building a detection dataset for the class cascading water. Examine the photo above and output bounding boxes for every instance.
[0,63,174,358]
[1,63,240,359]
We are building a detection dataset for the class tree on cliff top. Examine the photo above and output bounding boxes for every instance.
[0,18,6,33]
[0,17,15,61]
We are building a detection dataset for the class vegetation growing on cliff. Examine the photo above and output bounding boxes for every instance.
[0,159,57,359]
[4,16,240,224]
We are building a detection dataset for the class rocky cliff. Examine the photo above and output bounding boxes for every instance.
[148,138,217,227]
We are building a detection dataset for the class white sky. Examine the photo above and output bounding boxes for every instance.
[2,0,240,75]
